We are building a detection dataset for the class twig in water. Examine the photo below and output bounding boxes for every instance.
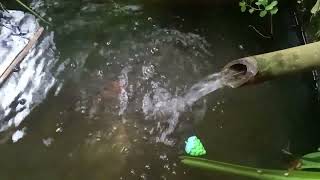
[248,25,272,39]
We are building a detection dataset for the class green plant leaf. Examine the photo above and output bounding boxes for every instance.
[270,7,278,15]
[241,6,247,12]
[180,156,320,180]
[249,8,255,14]
[255,1,262,6]
[259,10,267,17]
[302,152,320,161]
[311,0,320,15]
[298,152,320,170]
[258,0,268,6]
[265,1,278,11]
[239,1,246,7]
[300,159,320,170]
[270,1,278,6]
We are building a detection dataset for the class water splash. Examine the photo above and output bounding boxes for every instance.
[118,66,131,115]
[183,72,224,106]
[140,72,227,145]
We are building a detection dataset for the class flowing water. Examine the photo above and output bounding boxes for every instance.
[1,1,320,180]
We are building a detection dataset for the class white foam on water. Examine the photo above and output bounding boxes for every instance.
[12,128,26,143]
[118,66,131,116]
[0,11,59,132]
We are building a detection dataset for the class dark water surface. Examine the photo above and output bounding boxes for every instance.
[0,0,319,179]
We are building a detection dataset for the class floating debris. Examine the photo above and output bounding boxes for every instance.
[12,128,26,143]
[256,169,263,174]
[42,137,54,147]
[185,136,206,156]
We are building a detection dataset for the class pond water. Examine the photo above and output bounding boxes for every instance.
[1,0,320,179]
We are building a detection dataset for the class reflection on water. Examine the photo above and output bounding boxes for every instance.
[0,0,317,180]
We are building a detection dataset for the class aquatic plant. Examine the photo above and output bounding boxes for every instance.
[180,151,320,180]
[239,0,279,17]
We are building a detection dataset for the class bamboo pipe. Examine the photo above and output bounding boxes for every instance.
[222,41,320,88]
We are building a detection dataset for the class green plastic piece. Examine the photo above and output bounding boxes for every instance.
[185,136,206,156]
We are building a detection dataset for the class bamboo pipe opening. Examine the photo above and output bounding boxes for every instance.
[222,57,258,88]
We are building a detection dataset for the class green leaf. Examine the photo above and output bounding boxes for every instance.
[311,0,320,15]
[241,6,246,12]
[249,8,255,14]
[270,7,278,15]
[239,1,246,7]
[300,159,320,170]
[259,10,267,17]
[269,1,278,7]
[298,152,320,170]
[180,156,320,180]
[265,1,278,11]
[258,0,268,6]
[255,1,262,6]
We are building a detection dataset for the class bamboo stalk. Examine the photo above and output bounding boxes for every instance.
[223,41,320,88]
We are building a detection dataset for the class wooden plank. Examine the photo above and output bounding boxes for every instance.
[0,27,44,87]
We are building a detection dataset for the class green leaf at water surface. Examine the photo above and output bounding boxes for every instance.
[259,10,267,17]
[180,156,320,180]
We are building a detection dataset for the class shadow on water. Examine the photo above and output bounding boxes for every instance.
[0,0,320,180]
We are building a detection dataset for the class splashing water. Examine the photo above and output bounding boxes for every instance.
[139,71,230,145]
[183,72,225,106]
[135,65,245,145]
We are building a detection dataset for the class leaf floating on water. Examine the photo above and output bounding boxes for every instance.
[12,128,26,143]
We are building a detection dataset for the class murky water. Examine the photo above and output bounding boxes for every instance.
[1,1,320,180]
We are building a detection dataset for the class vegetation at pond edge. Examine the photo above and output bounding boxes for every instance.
[180,1,320,180]
[239,0,278,17]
